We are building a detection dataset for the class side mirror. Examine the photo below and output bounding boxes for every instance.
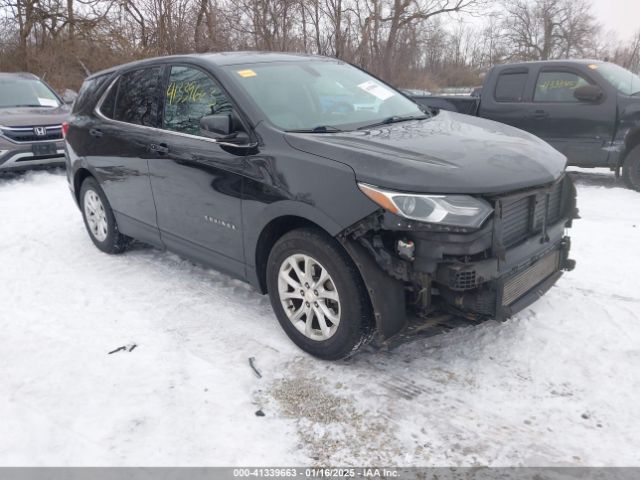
[62,89,78,105]
[199,113,254,147]
[574,85,603,103]
[200,114,232,138]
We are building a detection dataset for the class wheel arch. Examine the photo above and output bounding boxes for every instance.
[623,128,640,162]
[73,167,94,205]
[251,211,407,341]
[253,215,334,294]
[621,131,640,190]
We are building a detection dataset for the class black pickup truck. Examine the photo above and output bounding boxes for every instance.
[411,60,640,191]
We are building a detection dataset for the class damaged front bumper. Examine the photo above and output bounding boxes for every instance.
[437,232,574,320]
[341,175,578,341]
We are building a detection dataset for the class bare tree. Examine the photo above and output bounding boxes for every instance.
[501,0,599,61]
[3,0,638,93]
[610,30,640,73]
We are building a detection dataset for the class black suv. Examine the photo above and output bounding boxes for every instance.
[65,52,577,360]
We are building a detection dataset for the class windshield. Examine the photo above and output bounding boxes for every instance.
[595,63,640,96]
[0,77,61,108]
[225,60,425,131]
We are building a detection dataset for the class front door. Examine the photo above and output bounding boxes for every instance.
[148,64,246,278]
[522,68,616,167]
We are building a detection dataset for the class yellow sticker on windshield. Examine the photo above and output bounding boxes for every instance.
[237,69,257,78]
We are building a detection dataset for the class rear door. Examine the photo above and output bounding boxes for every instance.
[91,66,164,246]
[521,67,616,167]
[147,64,247,278]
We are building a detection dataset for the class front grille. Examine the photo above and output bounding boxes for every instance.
[502,250,560,306]
[502,196,531,246]
[499,179,566,248]
[1,126,63,143]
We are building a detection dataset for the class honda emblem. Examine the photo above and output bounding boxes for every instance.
[34,126,47,136]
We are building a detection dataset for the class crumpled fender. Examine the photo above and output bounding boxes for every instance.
[339,238,407,340]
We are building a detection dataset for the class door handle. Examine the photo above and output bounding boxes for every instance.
[149,143,169,155]
[89,128,103,138]
[530,110,550,119]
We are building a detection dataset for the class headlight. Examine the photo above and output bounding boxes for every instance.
[358,183,493,229]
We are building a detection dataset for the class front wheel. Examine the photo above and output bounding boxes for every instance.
[266,228,374,360]
[80,177,130,254]
[622,145,640,192]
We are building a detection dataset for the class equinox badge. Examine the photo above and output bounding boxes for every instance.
[205,215,237,230]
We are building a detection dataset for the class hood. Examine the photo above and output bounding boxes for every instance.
[0,105,70,127]
[284,111,567,194]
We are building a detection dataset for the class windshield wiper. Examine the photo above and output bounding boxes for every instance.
[357,114,430,130]
[286,125,346,133]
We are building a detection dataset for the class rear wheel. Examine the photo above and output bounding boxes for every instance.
[266,228,374,360]
[80,177,130,254]
[622,145,640,192]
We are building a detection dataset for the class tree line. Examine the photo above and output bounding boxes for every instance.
[1,0,639,91]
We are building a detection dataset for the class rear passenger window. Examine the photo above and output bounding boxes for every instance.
[112,67,162,126]
[495,72,528,102]
[99,78,118,119]
[534,71,590,103]
[163,66,232,136]
[74,75,110,114]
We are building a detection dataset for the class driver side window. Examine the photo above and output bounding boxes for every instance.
[163,66,232,136]
[534,71,590,103]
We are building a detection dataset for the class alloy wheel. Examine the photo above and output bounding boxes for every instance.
[277,253,341,341]
[83,189,108,242]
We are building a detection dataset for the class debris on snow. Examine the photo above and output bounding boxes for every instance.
[108,344,137,355]
[249,357,262,378]
[268,359,402,465]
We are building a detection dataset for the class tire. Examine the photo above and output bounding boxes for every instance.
[266,228,374,360]
[79,177,130,254]
[622,145,640,192]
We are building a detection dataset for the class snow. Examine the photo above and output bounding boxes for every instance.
[0,167,639,466]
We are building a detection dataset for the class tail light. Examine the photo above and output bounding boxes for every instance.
[61,122,69,138]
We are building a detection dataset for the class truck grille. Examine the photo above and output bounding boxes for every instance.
[502,250,560,306]
[499,178,567,248]
[0,125,63,143]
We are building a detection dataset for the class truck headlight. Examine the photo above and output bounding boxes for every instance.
[358,183,493,229]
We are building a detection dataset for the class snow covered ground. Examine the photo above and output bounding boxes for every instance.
[0,167,638,466]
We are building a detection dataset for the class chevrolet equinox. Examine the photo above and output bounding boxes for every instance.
[64,52,577,360]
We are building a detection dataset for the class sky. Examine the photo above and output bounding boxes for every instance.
[591,0,640,41]
[461,0,639,45]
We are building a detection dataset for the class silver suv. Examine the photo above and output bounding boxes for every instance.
[0,72,71,171]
